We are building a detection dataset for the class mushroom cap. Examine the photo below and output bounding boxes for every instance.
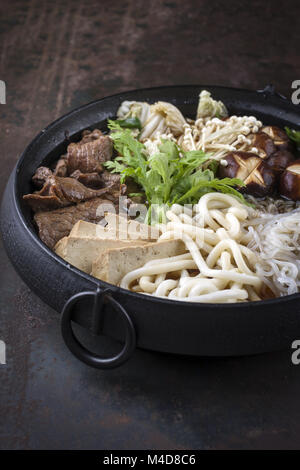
[243,160,277,197]
[279,159,300,201]
[218,151,262,180]
[218,151,276,197]
[261,125,293,151]
[249,132,276,159]
[267,149,295,173]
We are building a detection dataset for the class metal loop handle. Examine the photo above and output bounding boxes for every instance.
[61,290,136,369]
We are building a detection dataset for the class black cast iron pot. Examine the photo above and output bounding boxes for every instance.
[1,85,300,369]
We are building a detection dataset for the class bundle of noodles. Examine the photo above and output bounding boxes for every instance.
[245,209,300,296]
[120,193,264,303]
[245,195,300,214]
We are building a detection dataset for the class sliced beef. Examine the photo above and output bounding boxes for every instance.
[23,175,115,212]
[34,197,120,249]
[69,169,124,193]
[26,127,131,248]
[67,133,112,174]
[70,170,104,189]
[54,155,68,177]
[80,129,103,142]
[32,167,53,188]
[98,170,121,189]
[32,156,68,188]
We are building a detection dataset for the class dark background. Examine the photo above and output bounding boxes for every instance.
[1,0,300,450]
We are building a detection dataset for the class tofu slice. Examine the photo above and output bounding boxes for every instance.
[55,236,148,274]
[103,213,160,240]
[69,218,159,241]
[69,220,125,239]
[91,239,186,285]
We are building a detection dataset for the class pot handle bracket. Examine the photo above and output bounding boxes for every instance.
[61,288,136,369]
[256,84,287,100]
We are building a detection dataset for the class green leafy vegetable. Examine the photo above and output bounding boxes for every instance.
[285,126,300,148]
[175,177,246,204]
[197,90,228,120]
[105,120,247,223]
[114,117,142,129]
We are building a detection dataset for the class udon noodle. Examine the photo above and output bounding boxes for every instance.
[120,193,263,303]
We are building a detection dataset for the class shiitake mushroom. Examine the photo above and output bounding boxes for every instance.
[267,149,295,174]
[218,151,277,197]
[248,132,276,159]
[219,152,261,181]
[279,160,300,201]
[261,126,293,151]
[219,124,297,198]
[244,161,277,197]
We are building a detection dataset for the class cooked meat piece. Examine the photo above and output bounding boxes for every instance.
[69,168,122,191]
[23,175,115,212]
[104,182,128,209]
[70,170,103,188]
[98,170,121,189]
[33,156,68,188]
[67,134,112,174]
[34,197,120,249]
[248,132,276,159]
[54,155,68,177]
[80,129,103,143]
[32,167,53,188]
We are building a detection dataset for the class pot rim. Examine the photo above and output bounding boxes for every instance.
[13,84,300,309]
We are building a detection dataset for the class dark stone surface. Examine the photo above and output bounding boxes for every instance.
[0,0,300,450]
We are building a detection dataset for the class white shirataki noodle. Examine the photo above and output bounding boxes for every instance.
[245,209,300,296]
